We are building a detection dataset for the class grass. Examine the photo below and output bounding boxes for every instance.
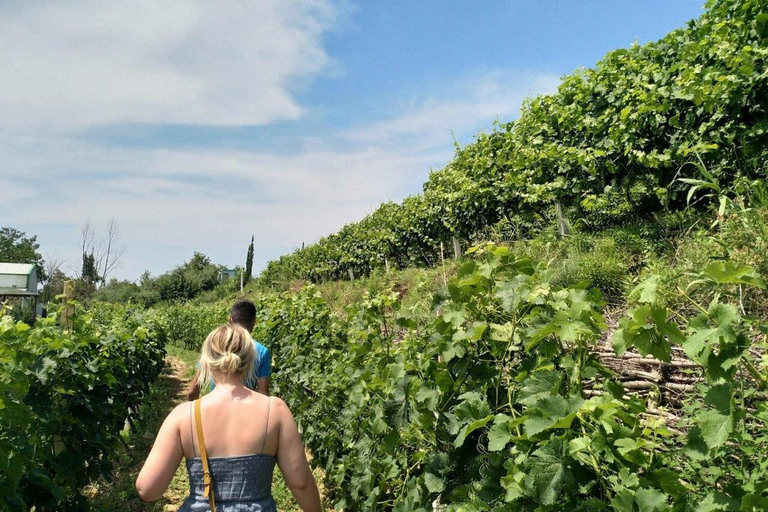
[85,343,328,511]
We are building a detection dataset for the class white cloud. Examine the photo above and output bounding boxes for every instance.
[0,0,337,131]
[1,70,559,279]
[348,72,560,150]
[0,0,559,282]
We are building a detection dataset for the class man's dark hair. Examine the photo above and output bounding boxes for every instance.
[230,299,257,328]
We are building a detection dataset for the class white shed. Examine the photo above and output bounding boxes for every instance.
[0,263,40,323]
[0,262,39,294]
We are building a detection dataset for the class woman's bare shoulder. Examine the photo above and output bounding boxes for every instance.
[268,396,293,419]
[165,401,192,424]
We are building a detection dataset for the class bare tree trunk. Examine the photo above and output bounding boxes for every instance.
[81,219,95,260]
[99,218,125,284]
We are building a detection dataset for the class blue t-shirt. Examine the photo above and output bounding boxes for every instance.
[206,339,271,391]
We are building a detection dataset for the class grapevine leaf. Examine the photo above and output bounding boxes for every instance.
[701,261,766,289]
[523,440,568,505]
[684,427,709,460]
[415,385,440,409]
[614,305,681,362]
[488,414,522,451]
[630,275,662,304]
[524,395,583,437]
[703,383,732,414]
[697,409,733,450]
[683,328,717,361]
[634,488,668,512]
[454,415,493,447]
[424,473,445,494]
[695,492,739,512]
[34,357,57,385]
[567,436,591,455]
[518,371,562,406]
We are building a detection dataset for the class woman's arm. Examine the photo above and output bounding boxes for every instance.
[187,369,201,401]
[257,376,270,395]
[136,405,185,501]
[275,398,322,512]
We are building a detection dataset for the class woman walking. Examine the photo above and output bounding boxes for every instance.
[136,324,322,511]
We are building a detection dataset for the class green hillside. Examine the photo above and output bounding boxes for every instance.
[261,0,768,287]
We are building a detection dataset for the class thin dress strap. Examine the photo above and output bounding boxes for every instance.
[260,396,272,454]
[189,401,197,458]
[195,399,216,512]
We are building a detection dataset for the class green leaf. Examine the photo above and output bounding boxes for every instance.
[518,371,562,406]
[684,427,708,460]
[567,436,591,455]
[701,261,766,289]
[424,473,445,494]
[451,392,492,446]
[415,385,440,409]
[523,440,567,505]
[703,383,731,415]
[695,492,740,512]
[614,305,682,362]
[697,409,733,450]
[454,414,493,447]
[684,303,740,363]
[683,328,717,361]
[631,275,662,304]
[488,414,521,451]
[524,395,583,437]
[489,322,515,343]
[635,488,668,512]
[614,438,642,455]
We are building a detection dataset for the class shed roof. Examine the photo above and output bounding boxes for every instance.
[0,288,37,296]
[0,263,36,275]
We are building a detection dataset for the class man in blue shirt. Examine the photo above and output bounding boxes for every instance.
[186,299,272,399]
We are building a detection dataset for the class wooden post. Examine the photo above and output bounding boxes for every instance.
[452,236,462,259]
[348,268,355,281]
[385,257,390,273]
[31,295,38,325]
[240,268,244,293]
[440,242,447,288]
[61,280,75,332]
[556,201,570,236]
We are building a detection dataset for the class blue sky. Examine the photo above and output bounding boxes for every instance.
[0,0,704,281]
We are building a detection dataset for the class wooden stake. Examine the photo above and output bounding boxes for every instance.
[452,236,462,259]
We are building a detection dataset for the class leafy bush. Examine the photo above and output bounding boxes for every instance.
[0,303,166,511]
[550,237,632,302]
[252,243,768,510]
[155,302,230,350]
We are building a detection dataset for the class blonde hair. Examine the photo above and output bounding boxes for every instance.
[198,324,256,388]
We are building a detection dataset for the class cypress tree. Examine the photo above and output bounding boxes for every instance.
[244,236,254,285]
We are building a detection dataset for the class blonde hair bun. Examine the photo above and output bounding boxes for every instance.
[198,324,256,387]
[219,352,242,374]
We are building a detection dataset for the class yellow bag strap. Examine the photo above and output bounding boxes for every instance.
[194,399,216,512]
